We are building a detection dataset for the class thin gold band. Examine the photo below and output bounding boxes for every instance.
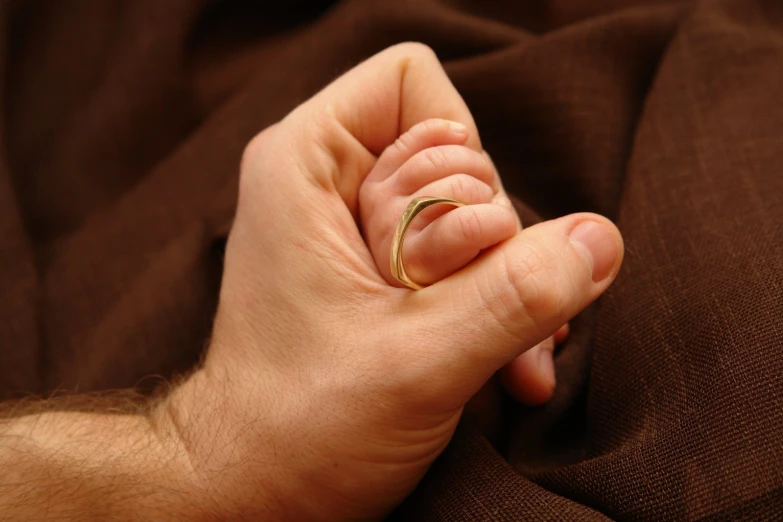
[390,196,465,290]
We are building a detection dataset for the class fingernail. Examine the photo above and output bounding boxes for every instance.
[449,121,468,134]
[569,221,618,282]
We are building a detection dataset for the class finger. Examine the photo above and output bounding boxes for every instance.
[305,43,481,153]
[485,147,561,401]
[483,150,522,231]
[500,337,556,405]
[403,213,623,405]
[408,174,496,229]
[365,119,471,184]
[274,43,481,216]
[387,145,499,195]
[554,323,570,344]
[485,148,561,406]
[493,188,523,231]
[402,204,517,286]
[372,176,498,283]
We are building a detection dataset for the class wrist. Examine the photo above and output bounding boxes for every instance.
[1,406,210,521]
[158,366,298,520]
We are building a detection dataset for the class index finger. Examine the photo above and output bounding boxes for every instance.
[279,43,482,213]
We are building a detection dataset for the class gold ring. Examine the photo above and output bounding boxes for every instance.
[390,196,465,290]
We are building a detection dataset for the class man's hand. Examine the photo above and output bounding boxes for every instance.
[0,43,623,521]
[165,43,623,520]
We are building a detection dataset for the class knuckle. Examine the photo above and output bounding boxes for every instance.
[450,174,469,199]
[423,146,449,171]
[240,132,266,174]
[474,152,498,189]
[398,119,454,155]
[392,135,410,156]
[417,118,438,135]
[402,245,427,278]
[464,150,497,186]
[457,173,491,202]
[455,208,483,244]
[239,126,276,193]
[392,42,438,61]
[395,120,432,155]
[479,151,496,176]
[500,245,565,333]
[451,174,476,200]
[394,118,440,155]
[358,181,379,215]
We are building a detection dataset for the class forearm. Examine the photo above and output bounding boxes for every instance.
[0,398,206,520]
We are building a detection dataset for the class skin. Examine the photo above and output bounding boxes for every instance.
[359,118,570,404]
[0,43,623,521]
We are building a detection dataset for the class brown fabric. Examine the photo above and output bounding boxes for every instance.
[2,0,782,520]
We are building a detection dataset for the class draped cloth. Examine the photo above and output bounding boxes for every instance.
[1,1,781,519]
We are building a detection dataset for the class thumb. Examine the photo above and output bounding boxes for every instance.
[408,213,623,400]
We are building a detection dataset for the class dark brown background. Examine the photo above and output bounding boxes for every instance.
[1,0,781,520]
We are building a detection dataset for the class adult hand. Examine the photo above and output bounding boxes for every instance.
[166,43,624,521]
